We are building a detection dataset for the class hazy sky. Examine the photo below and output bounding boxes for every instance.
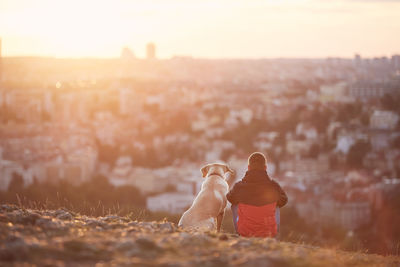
[1,0,399,58]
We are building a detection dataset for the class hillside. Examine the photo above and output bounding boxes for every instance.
[0,205,399,267]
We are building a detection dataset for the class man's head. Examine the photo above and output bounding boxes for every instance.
[248,152,267,170]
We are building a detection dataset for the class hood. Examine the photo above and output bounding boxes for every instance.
[242,169,271,183]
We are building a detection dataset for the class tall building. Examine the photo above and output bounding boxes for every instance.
[120,47,135,60]
[354,53,362,67]
[392,55,400,70]
[146,42,156,60]
[0,38,2,85]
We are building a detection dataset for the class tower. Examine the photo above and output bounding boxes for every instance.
[0,38,2,85]
[146,42,156,60]
[354,53,362,67]
[121,47,135,60]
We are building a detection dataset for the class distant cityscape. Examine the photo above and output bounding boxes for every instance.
[0,38,400,238]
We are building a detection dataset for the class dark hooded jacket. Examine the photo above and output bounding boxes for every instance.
[226,169,288,237]
[226,169,288,207]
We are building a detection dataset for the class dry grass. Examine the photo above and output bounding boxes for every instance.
[0,204,399,266]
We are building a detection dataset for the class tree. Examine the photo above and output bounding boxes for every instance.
[164,184,177,193]
[97,144,119,166]
[8,173,24,192]
[311,107,332,133]
[336,102,362,123]
[392,136,400,149]
[346,140,371,168]
[360,112,370,126]
[381,93,400,112]
[308,144,320,158]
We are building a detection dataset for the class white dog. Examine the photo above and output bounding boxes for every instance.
[178,163,234,231]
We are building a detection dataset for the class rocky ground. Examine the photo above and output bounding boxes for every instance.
[0,204,399,267]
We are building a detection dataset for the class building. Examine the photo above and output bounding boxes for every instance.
[348,81,398,100]
[392,55,400,69]
[0,160,26,191]
[44,162,87,185]
[296,199,371,230]
[354,54,362,67]
[319,82,350,103]
[363,152,388,171]
[335,127,369,154]
[0,159,44,191]
[279,155,330,180]
[108,156,132,186]
[370,110,399,130]
[119,88,142,115]
[368,130,393,152]
[146,43,156,60]
[120,47,135,60]
[296,123,318,140]
[319,200,371,230]
[0,38,2,84]
[147,192,194,214]
[286,139,313,156]
[335,135,355,154]
[110,167,172,193]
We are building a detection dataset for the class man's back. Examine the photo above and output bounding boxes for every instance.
[237,202,277,237]
[227,169,288,237]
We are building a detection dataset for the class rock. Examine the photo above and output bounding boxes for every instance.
[135,237,160,251]
[35,217,68,232]
[55,210,73,221]
[1,206,396,266]
[101,215,121,222]
[108,223,126,229]
[63,239,94,252]
[114,240,136,251]
[0,204,19,212]
[6,210,22,224]
[62,239,112,261]
[193,257,229,267]
[294,247,307,258]
[236,256,276,267]
[137,222,155,230]
[5,210,42,225]
[127,227,139,233]
[127,221,139,227]
[22,212,41,225]
[219,234,229,241]
[231,239,252,249]
[0,235,29,261]
[229,233,240,238]
[57,212,73,221]
[5,234,26,247]
[262,238,278,250]
[181,232,214,247]
[85,219,106,228]
[0,214,9,223]
[158,261,185,267]
[115,237,164,259]
[34,216,51,226]
[159,222,175,233]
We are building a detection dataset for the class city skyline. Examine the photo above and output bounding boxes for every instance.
[1,0,400,59]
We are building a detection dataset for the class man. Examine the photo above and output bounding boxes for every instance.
[226,152,288,238]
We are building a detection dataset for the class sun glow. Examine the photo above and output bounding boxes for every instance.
[1,0,400,58]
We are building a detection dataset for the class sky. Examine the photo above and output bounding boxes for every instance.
[0,0,399,59]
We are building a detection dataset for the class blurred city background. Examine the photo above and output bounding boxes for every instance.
[1,0,400,257]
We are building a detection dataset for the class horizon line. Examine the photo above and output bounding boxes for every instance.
[2,54,399,61]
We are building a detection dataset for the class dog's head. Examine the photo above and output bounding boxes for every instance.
[200,163,234,178]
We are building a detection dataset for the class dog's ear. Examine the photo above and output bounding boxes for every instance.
[200,164,210,178]
[224,165,234,174]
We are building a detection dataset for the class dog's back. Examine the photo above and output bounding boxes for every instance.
[178,175,229,229]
